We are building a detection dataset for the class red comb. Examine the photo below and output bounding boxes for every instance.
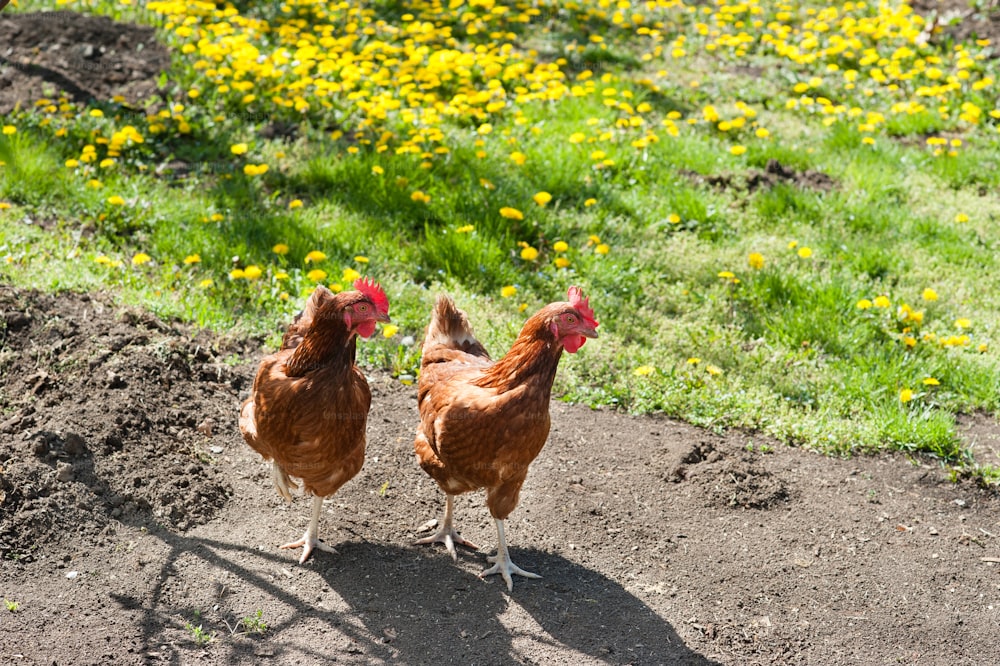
[568,286,598,329]
[353,277,390,316]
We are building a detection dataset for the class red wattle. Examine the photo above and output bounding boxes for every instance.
[562,335,586,353]
[356,320,377,339]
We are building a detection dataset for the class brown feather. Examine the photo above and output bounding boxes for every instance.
[414,299,570,520]
[240,290,373,498]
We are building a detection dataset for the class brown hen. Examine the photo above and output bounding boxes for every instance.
[240,278,390,563]
[413,287,598,590]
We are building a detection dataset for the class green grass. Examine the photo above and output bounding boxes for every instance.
[3,0,1000,484]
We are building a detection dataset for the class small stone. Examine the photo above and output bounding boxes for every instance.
[209,446,224,454]
[55,462,74,483]
[66,571,79,579]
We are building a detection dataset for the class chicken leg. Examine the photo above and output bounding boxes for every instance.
[280,494,336,564]
[414,494,479,559]
[480,518,540,592]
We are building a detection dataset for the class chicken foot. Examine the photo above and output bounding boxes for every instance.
[280,494,337,564]
[480,518,540,592]
[271,461,298,504]
[413,494,479,560]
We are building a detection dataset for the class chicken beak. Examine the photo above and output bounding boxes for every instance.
[581,326,599,339]
[376,312,392,324]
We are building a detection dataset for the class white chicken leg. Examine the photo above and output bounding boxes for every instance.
[480,518,540,592]
[280,494,336,564]
[414,494,479,559]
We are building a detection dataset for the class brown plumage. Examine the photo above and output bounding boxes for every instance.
[413,287,599,591]
[240,281,390,563]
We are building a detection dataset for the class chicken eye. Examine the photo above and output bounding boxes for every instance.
[564,314,576,324]
[357,303,369,313]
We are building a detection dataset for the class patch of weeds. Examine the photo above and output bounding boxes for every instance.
[4,599,20,612]
[240,609,268,635]
[185,615,216,646]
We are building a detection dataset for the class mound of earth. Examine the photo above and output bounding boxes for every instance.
[1,287,999,665]
[689,159,837,194]
[0,287,253,560]
[0,10,170,113]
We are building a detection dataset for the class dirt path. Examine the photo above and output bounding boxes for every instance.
[1,287,998,665]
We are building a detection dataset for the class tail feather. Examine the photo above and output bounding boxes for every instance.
[421,295,489,363]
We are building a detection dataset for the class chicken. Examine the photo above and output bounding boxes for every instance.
[413,286,599,590]
[239,278,390,563]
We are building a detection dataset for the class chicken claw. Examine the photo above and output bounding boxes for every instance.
[280,533,337,564]
[280,495,336,564]
[413,495,479,560]
[479,519,540,592]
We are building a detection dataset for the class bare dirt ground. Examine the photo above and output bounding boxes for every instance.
[1,286,999,666]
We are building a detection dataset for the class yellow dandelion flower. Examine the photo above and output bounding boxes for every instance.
[533,192,552,206]
[584,198,597,207]
[797,247,813,258]
[899,388,913,403]
[955,318,972,329]
[500,207,524,221]
[922,288,939,301]
[131,252,151,266]
[873,296,891,308]
[87,179,102,188]
[718,271,736,279]
[555,257,571,269]
[755,128,770,139]
[456,225,474,233]
[955,213,969,223]
[230,143,248,155]
[65,159,79,168]
[307,269,328,282]
[922,377,940,386]
[89,109,104,118]
[687,357,701,365]
[354,256,369,264]
[856,299,873,309]
[788,240,798,249]
[199,279,214,288]
[107,195,125,206]
[633,366,655,376]
[748,253,765,269]
[553,241,569,253]
[501,285,517,298]
[210,213,224,222]
[1,125,16,135]
[229,268,246,280]
[0,202,10,210]
[244,265,263,280]
[342,267,361,282]
[304,250,327,263]
[706,364,723,376]
[288,199,303,209]
[729,145,747,156]
[518,303,529,313]
[509,151,527,165]
[382,324,399,338]
[274,272,289,280]
[595,243,610,255]
[520,246,539,261]
[183,254,201,265]
[99,158,115,168]
[272,243,289,255]
[372,166,384,175]
[569,132,586,144]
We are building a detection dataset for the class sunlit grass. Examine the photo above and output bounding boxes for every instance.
[2,0,1000,482]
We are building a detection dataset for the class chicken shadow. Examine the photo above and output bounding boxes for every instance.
[318,541,720,665]
[101,526,716,665]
